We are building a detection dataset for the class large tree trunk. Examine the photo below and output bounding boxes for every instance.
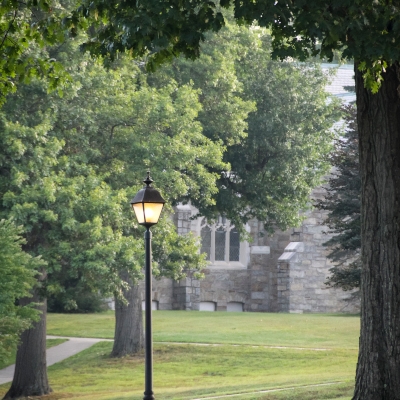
[111,271,144,357]
[353,62,400,399]
[3,293,51,399]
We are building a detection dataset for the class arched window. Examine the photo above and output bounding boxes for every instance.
[200,217,245,266]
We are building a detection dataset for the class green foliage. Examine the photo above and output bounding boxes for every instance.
[47,287,108,313]
[148,20,255,149]
[315,105,361,291]
[0,0,72,105]
[1,21,339,311]
[0,38,217,311]
[0,219,44,362]
[150,23,339,232]
[70,0,226,71]
[221,31,339,231]
[152,223,206,281]
[75,1,400,91]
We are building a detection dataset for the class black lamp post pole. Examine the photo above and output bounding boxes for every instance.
[131,172,165,400]
[144,227,154,400]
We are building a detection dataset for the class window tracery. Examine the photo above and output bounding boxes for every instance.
[200,216,243,265]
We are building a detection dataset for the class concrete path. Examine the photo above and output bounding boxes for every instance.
[0,336,111,385]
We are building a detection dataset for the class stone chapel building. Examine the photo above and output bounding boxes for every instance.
[143,64,359,314]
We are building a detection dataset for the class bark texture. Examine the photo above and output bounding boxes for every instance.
[3,294,51,399]
[111,271,144,357]
[353,62,400,399]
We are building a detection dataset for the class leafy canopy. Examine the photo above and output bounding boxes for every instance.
[1,21,340,310]
[73,0,400,91]
[150,22,339,231]
[0,0,72,104]
[0,38,227,310]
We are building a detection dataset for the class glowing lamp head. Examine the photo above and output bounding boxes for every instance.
[130,172,166,227]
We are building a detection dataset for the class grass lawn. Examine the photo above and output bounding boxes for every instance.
[1,341,356,400]
[1,312,359,399]
[47,311,360,349]
[0,338,68,370]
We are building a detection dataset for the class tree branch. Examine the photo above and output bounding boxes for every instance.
[0,10,18,51]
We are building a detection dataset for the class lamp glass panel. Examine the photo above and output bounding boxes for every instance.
[143,203,164,224]
[132,203,145,224]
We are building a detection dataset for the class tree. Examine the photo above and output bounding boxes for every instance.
[222,30,338,231]
[111,223,206,357]
[42,46,220,358]
[149,21,338,231]
[105,18,336,358]
[0,107,63,398]
[3,274,51,400]
[0,219,43,364]
[315,105,361,292]
[73,1,400,398]
[106,22,337,356]
[0,38,221,396]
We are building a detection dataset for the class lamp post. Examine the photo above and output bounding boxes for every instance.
[130,172,165,400]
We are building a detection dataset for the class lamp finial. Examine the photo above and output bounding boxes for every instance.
[143,171,153,187]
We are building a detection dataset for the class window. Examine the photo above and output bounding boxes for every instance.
[227,302,244,312]
[215,227,226,260]
[229,229,240,261]
[200,217,244,266]
[200,226,211,260]
[199,301,216,311]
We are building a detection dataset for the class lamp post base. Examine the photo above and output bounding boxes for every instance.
[143,391,155,400]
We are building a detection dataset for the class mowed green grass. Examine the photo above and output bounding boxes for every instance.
[47,311,360,349]
[1,341,356,400]
[1,312,360,399]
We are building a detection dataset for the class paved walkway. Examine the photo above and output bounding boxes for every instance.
[0,336,111,385]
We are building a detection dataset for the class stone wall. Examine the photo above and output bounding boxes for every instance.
[276,187,360,313]
[139,277,174,310]
[172,275,201,310]
[199,268,250,311]
[172,204,192,235]
[247,221,292,312]
[142,189,360,313]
